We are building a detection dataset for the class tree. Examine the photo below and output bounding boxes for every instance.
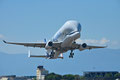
[45,73,86,80]
[104,73,113,78]
[63,74,74,80]
[114,73,120,78]
[79,76,85,80]
[33,78,37,80]
[45,73,62,80]
[74,75,80,80]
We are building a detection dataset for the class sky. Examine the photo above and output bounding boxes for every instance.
[0,0,120,54]
[0,0,120,76]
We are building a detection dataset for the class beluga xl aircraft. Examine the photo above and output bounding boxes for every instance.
[3,20,107,59]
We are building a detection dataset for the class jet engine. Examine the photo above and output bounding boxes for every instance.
[79,43,87,51]
[48,41,53,46]
[45,41,53,49]
[82,43,87,48]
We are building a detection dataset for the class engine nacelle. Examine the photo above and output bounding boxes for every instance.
[79,43,87,51]
[45,41,53,49]
[82,43,87,48]
[48,41,53,46]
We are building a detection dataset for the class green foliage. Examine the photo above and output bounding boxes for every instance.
[63,74,75,80]
[79,76,85,80]
[74,75,80,80]
[45,72,120,80]
[45,73,85,80]
[114,73,120,78]
[45,73,62,80]
[95,74,103,78]
[33,78,37,80]
[104,73,113,78]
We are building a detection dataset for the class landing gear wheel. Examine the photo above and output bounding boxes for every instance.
[70,53,74,56]
[69,53,74,58]
[50,51,55,58]
[69,55,73,58]
[69,50,74,58]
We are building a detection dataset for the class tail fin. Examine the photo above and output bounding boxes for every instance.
[44,38,47,43]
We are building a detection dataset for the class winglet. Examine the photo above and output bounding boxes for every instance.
[105,45,108,48]
[28,50,31,57]
[103,45,108,48]
[3,40,7,43]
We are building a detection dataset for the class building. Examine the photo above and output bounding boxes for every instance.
[0,65,48,80]
[0,75,16,80]
[14,76,36,80]
[84,71,119,80]
[0,75,36,80]
[36,66,48,80]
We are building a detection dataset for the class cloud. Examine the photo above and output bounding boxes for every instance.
[76,38,110,45]
[108,41,120,49]
[76,38,120,49]
[0,34,4,39]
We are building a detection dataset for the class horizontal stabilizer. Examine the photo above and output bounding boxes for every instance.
[28,50,47,58]
[28,50,63,59]
[29,54,63,59]
[29,55,47,58]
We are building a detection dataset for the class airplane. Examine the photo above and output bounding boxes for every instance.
[3,20,107,59]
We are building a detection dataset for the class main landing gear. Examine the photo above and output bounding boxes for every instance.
[50,51,55,58]
[69,50,74,58]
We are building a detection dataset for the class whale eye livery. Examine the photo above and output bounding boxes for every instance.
[3,20,107,59]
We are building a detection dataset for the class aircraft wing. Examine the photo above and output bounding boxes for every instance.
[79,44,107,51]
[71,43,107,51]
[3,40,46,48]
[3,40,62,48]
[86,45,107,49]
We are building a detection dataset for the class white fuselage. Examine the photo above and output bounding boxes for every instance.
[47,20,81,58]
[52,20,81,42]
